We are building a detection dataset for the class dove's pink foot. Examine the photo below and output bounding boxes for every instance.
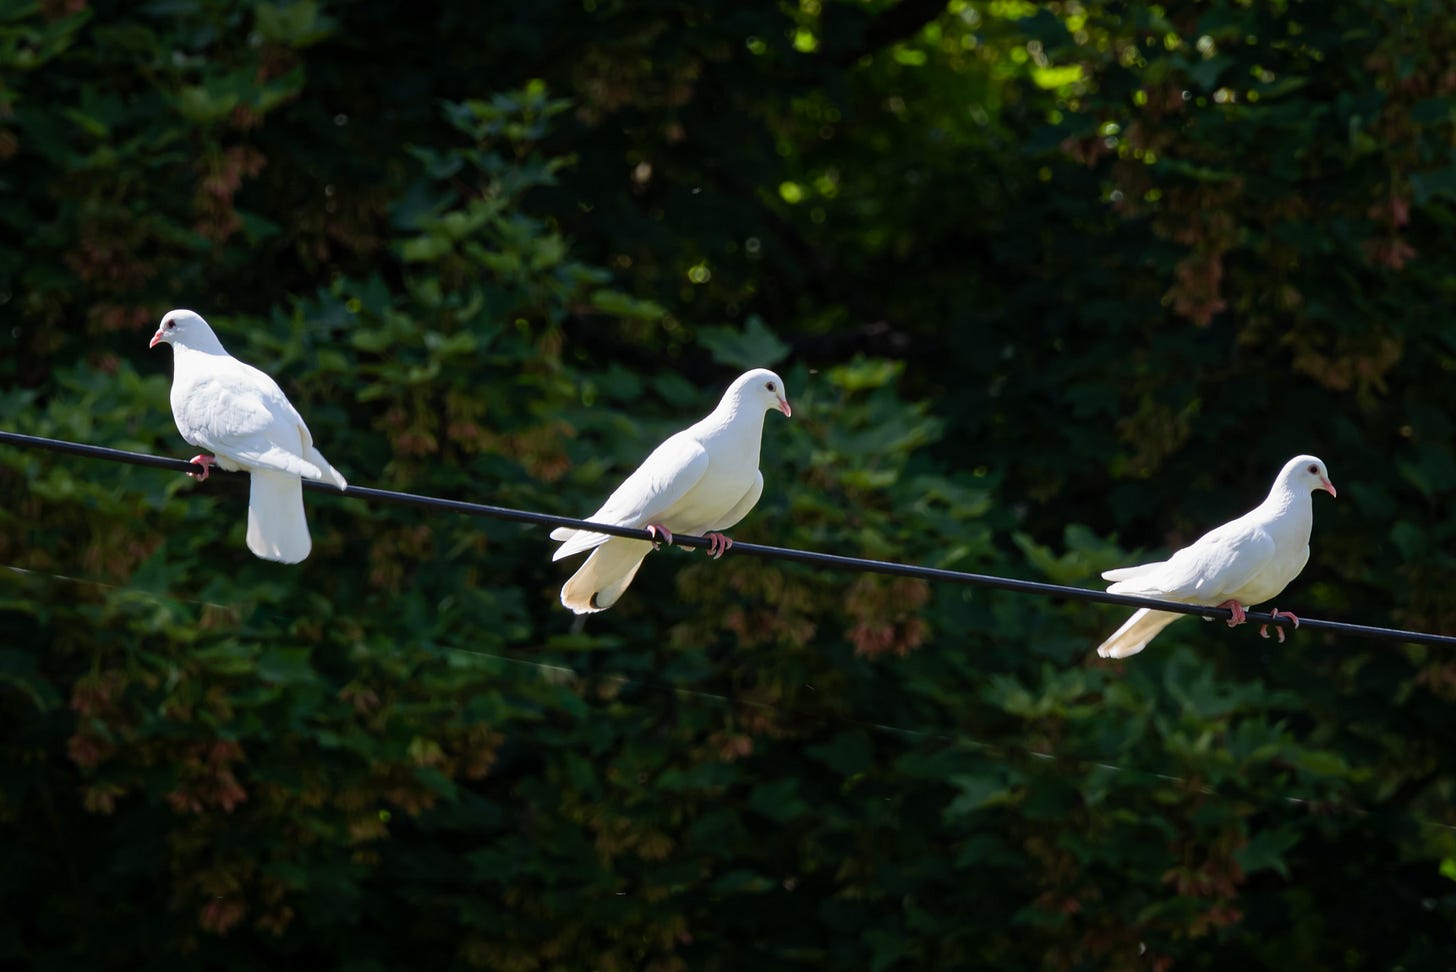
[186,454,216,482]
[1217,599,1248,628]
[1259,608,1300,643]
[704,532,734,559]
[646,523,674,549]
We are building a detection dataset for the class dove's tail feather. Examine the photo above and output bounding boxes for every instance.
[246,470,312,564]
[551,526,613,562]
[1096,608,1182,659]
[560,538,653,613]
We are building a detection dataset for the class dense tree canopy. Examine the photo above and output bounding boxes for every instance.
[3,0,1455,967]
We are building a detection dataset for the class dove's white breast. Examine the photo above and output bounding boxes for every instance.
[1216,499,1312,604]
[658,419,763,532]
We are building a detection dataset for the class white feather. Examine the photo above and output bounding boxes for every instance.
[1096,608,1182,659]
[553,368,790,614]
[246,470,312,564]
[153,309,346,564]
[1096,455,1334,658]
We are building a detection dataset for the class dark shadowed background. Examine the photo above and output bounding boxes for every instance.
[3,0,1455,967]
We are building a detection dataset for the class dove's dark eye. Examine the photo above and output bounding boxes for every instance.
[765,381,776,392]
[1307,464,1318,474]
[166,321,176,330]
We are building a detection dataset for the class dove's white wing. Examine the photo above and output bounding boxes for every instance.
[178,370,324,480]
[551,433,710,561]
[1101,562,1163,583]
[1108,517,1276,603]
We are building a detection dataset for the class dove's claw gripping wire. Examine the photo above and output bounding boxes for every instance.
[1217,599,1248,627]
[646,523,674,549]
[704,532,734,559]
[1259,608,1300,643]
[186,454,216,482]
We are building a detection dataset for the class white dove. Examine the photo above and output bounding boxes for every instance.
[550,368,792,613]
[1096,455,1336,659]
[149,309,347,564]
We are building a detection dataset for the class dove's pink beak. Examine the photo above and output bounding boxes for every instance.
[776,396,792,418]
[1320,477,1336,498]
[148,329,165,349]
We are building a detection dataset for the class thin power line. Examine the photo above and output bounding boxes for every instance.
[3,428,1453,649]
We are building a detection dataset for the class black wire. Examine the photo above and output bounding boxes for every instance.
[3,428,1454,649]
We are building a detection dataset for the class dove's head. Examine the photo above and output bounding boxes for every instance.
[1281,454,1336,498]
[728,368,791,418]
[149,309,217,350]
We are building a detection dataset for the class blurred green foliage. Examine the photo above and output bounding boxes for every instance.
[2,0,1456,967]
